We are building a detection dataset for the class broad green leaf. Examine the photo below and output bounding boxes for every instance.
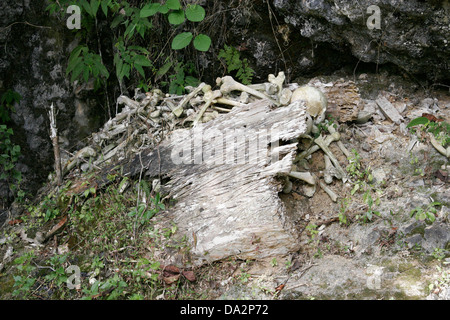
[171,32,193,50]
[83,67,90,83]
[158,4,169,14]
[124,22,136,39]
[90,0,100,17]
[406,117,430,128]
[70,62,84,82]
[111,15,124,28]
[101,0,110,17]
[134,54,152,67]
[185,4,206,22]
[80,0,93,17]
[168,10,185,25]
[166,0,181,10]
[140,3,160,18]
[155,61,173,78]
[193,34,211,51]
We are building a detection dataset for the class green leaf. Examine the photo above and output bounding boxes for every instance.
[90,0,100,17]
[166,0,181,10]
[158,4,169,14]
[101,0,111,17]
[140,3,160,18]
[193,34,211,51]
[135,64,145,78]
[70,62,85,83]
[133,55,152,67]
[168,10,185,25]
[155,61,173,79]
[185,4,206,22]
[80,0,93,17]
[407,117,430,128]
[171,32,193,50]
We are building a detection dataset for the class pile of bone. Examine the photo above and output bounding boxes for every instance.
[61,72,360,202]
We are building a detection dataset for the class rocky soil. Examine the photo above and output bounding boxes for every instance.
[0,68,449,300]
[218,71,450,300]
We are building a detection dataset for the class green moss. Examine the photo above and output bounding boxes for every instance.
[0,273,15,298]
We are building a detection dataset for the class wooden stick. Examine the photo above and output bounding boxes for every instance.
[48,103,62,186]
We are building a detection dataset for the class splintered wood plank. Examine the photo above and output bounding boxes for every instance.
[114,99,308,265]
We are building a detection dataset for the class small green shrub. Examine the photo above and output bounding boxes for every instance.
[218,45,255,85]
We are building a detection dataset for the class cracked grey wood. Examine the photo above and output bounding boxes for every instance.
[114,99,308,265]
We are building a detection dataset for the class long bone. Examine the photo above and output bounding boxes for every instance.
[193,85,222,127]
[319,181,338,202]
[288,171,315,185]
[323,154,342,184]
[217,76,280,106]
[327,124,351,158]
[295,131,340,161]
[314,132,347,181]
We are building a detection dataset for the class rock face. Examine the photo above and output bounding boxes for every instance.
[0,1,104,205]
[273,0,450,81]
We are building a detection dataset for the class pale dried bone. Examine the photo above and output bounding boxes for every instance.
[239,92,249,104]
[323,154,342,184]
[319,181,338,202]
[280,88,293,106]
[291,85,327,124]
[217,76,279,105]
[296,131,340,161]
[165,100,183,117]
[288,171,315,185]
[268,71,285,94]
[248,83,278,95]
[117,95,140,109]
[314,133,346,181]
[193,85,222,127]
[429,133,450,158]
[327,123,351,158]
[177,82,206,111]
[215,97,247,108]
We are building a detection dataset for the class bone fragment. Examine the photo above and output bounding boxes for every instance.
[319,181,338,202]
[215,97,247,108]
[193,85,222,127]
[177,82,206,111]
[248,83,278,95]
[218,76,279,105]
[118,95,140,109]
[429,133,450,158]
[296,131,340,161]
[268,72,285,94]
[280,88,293,106]
[288,171,315,185]
[314,133,346,181]
[327,124,351,158]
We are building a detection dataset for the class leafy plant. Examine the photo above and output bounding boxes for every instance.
[48,0,210,94]
[346,149,381,223]
[168,61,200,95]
[129,192,165,225]
[12,251,37,298]
[66,45,110,86]
[407,116,450,148]
[410,202,441,224]
[0,90,23,200]
[338,198,350,226]
[218,45,255,85]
